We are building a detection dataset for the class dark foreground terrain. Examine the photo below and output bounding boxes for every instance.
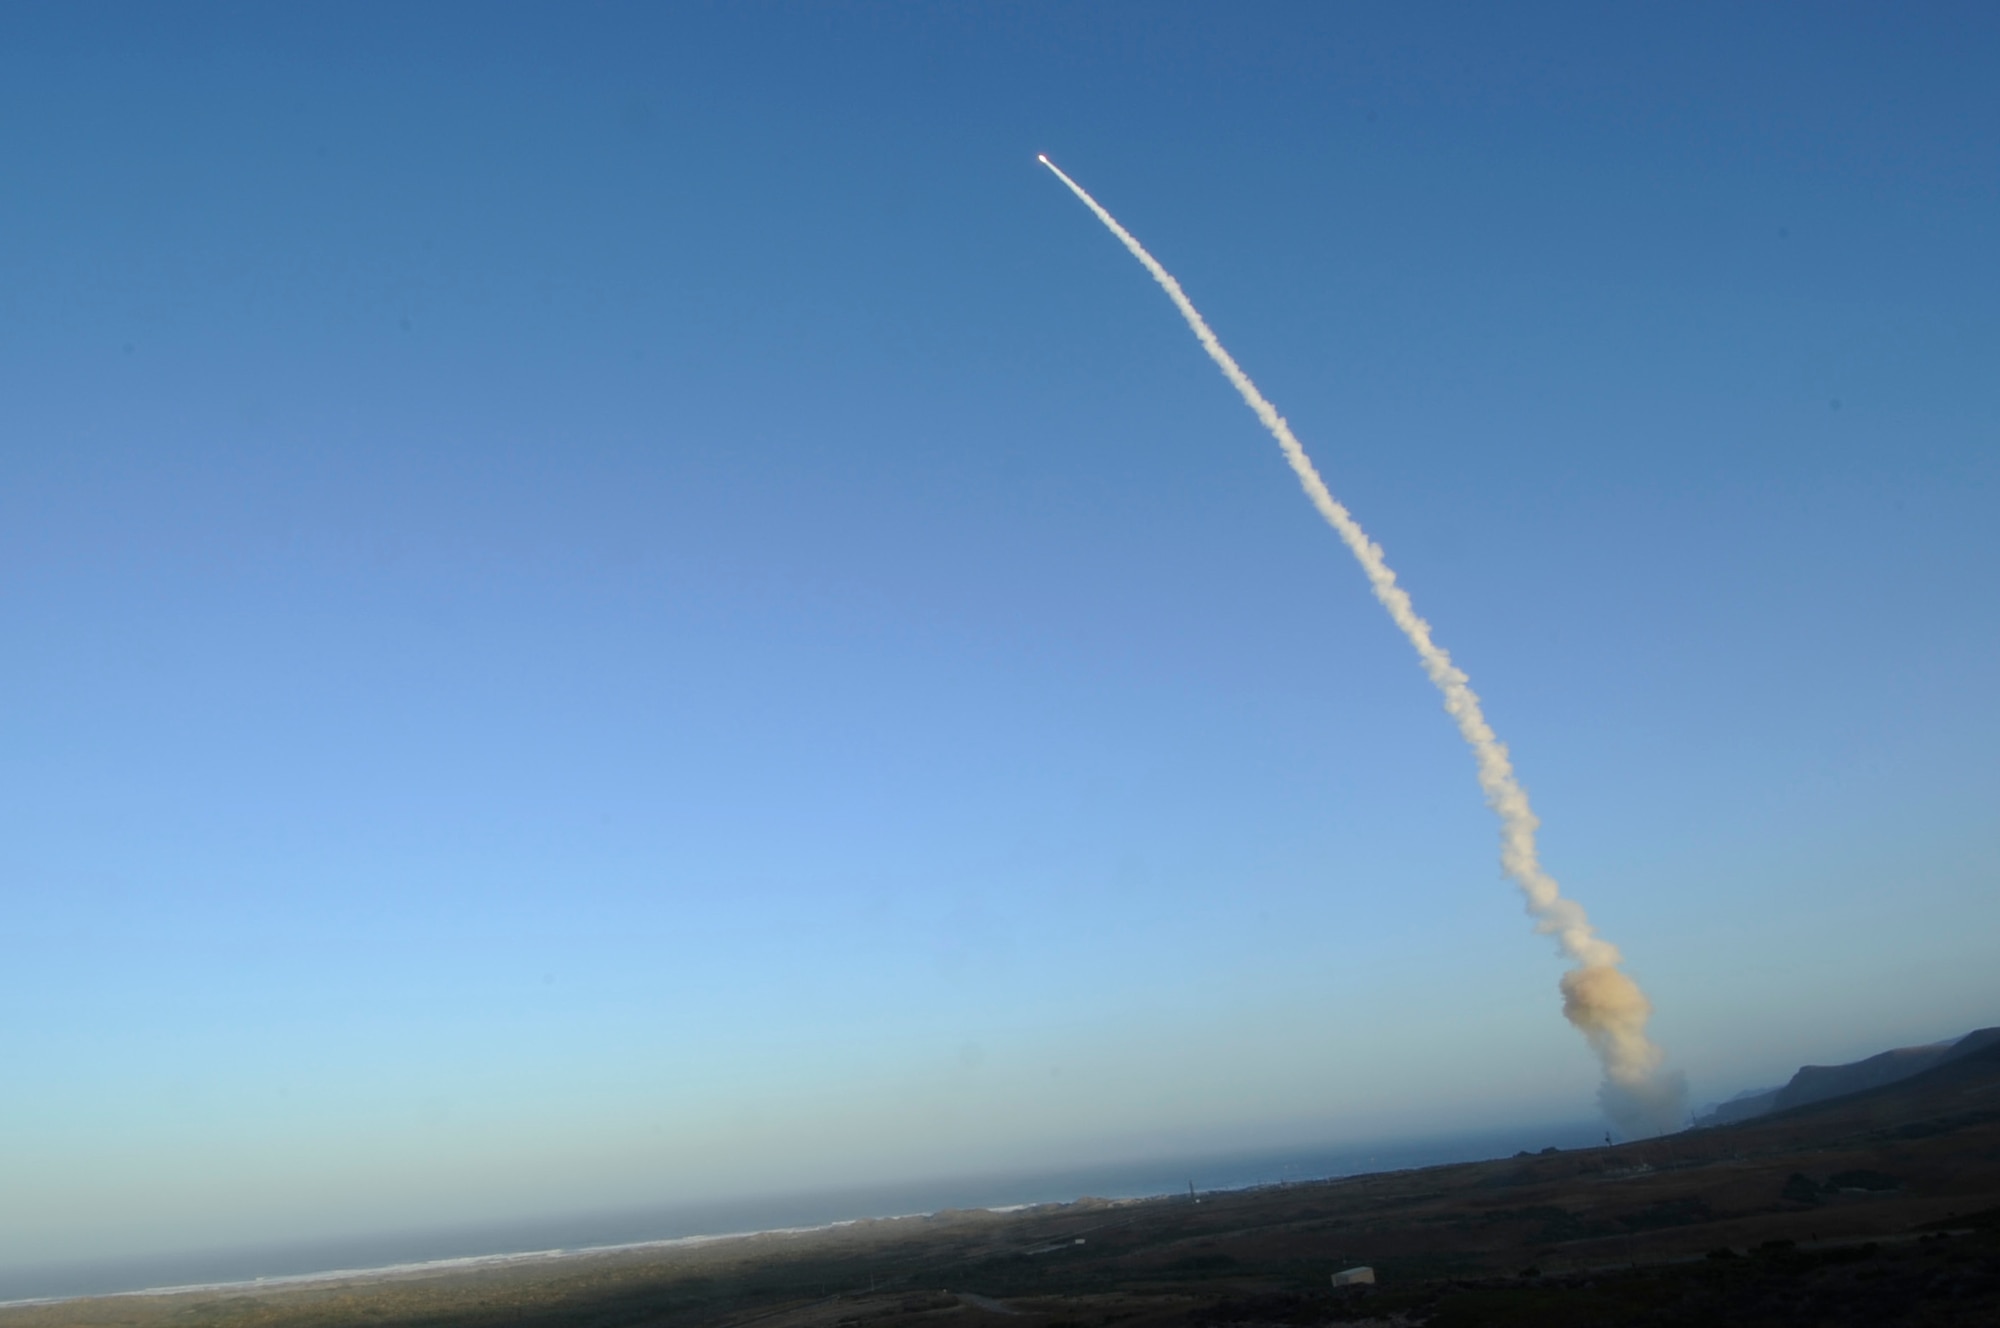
[13,1043,2000,1328]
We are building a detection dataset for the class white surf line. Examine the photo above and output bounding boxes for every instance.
[0,1216,935,1310]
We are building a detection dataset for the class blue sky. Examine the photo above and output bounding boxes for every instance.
[3,2,1997,1272]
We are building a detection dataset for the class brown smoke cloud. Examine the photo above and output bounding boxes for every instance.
[1039,155,1685,1134]
[1561,966,1688,1134]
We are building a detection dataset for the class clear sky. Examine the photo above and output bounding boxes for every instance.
[4,1,1997,1275]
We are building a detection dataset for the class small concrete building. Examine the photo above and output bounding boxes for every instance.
[1330,1266,1375,1287]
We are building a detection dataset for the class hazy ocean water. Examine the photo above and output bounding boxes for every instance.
[4,1121,1609,1304]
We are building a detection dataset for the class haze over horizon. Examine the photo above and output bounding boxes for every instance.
[4,1,1997,1281]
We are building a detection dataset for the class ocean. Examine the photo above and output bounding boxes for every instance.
[3,1119,1609,1304]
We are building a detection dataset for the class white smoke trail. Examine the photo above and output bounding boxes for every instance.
[1038,155,1683,1134]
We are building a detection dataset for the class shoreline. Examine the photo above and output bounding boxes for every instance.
[1,1122,1610,1308]
[0,1217,904,1312]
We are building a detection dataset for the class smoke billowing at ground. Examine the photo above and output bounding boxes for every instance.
[1039,155,1685,1135]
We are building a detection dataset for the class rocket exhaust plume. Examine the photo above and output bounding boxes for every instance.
[1037,155,1685,1135]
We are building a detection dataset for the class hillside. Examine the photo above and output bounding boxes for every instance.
[1697,1026,2000,1126]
